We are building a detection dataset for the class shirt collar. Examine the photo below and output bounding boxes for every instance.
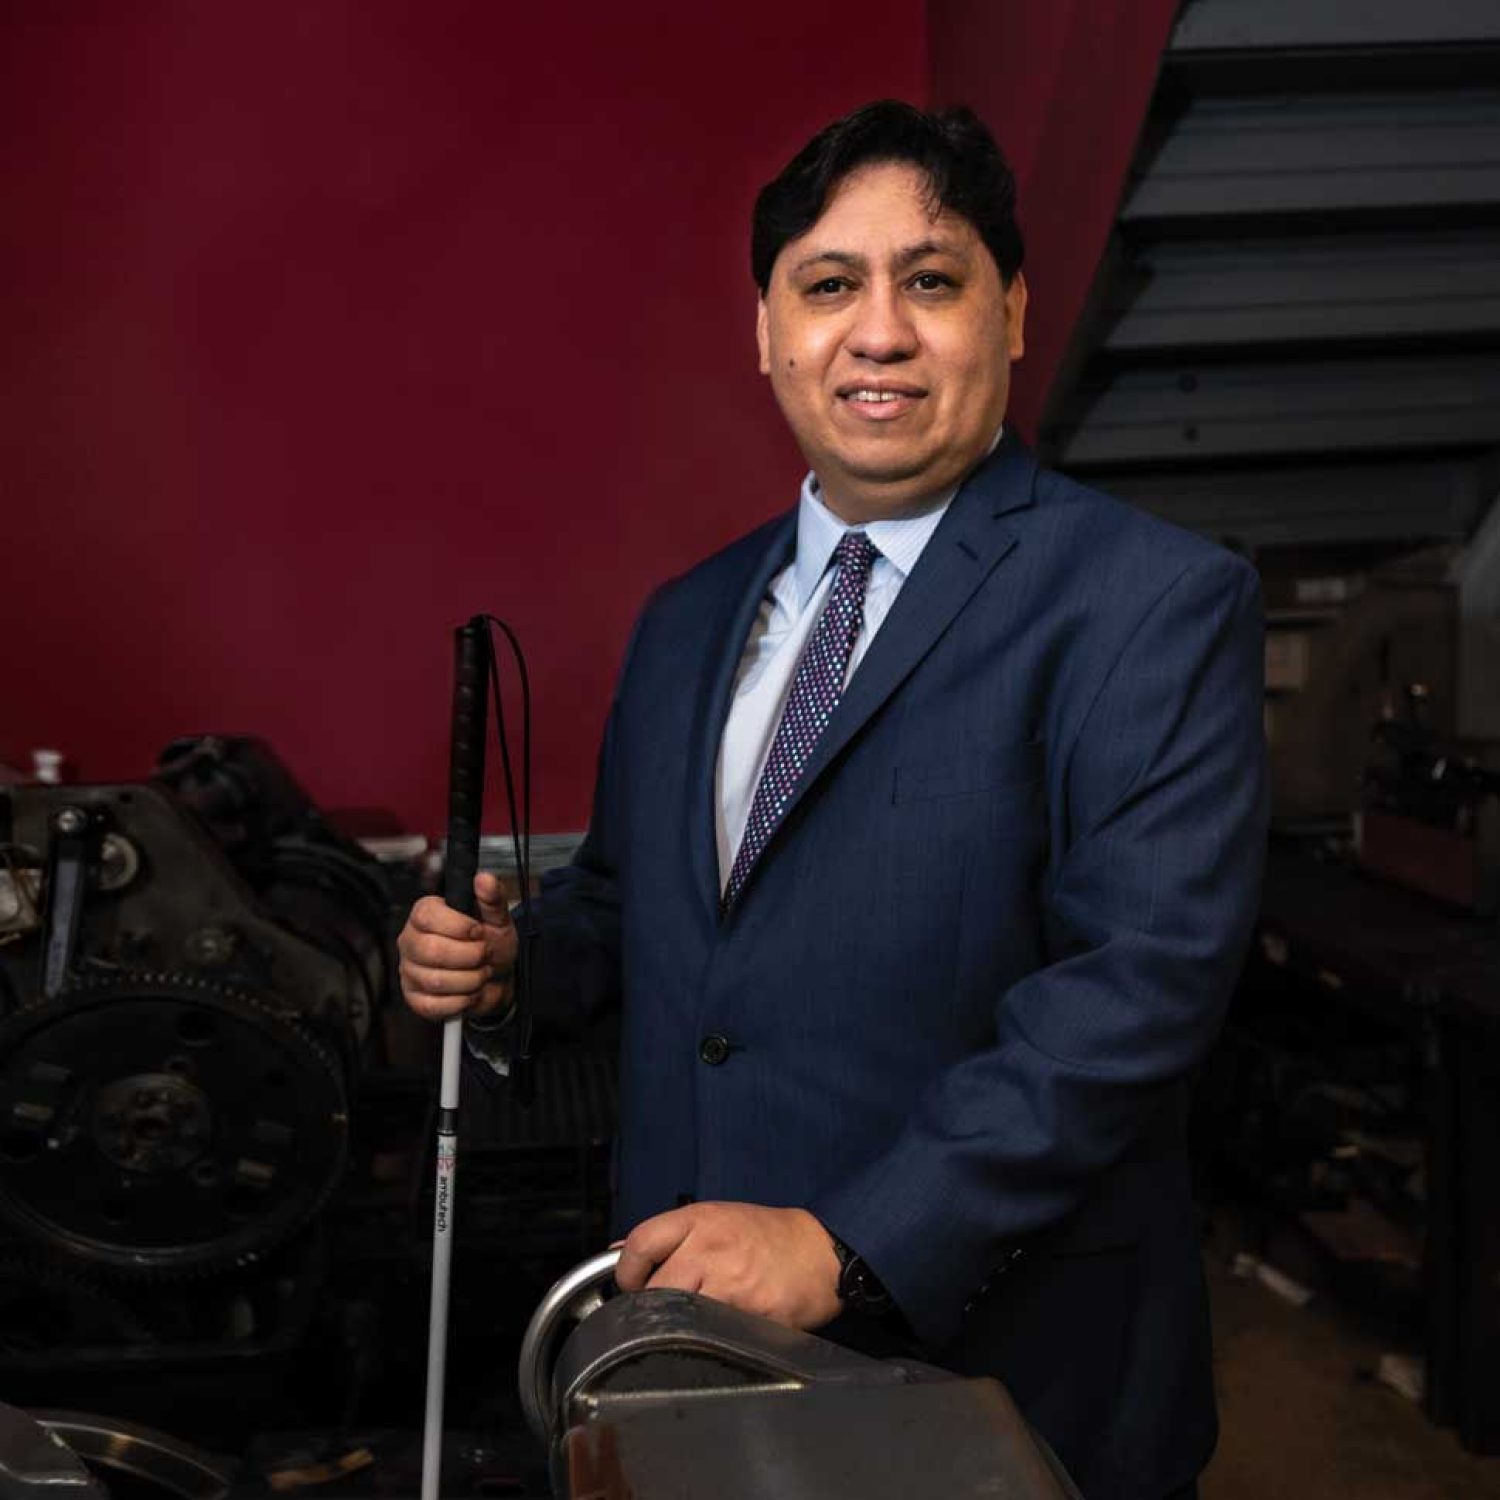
[790,426,1003,610]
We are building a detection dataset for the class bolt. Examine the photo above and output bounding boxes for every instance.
[54,807,87,835]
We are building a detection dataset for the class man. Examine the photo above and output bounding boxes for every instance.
[400,101,1266,1499]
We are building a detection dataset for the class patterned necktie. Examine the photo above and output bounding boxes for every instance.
[723,530,880,913]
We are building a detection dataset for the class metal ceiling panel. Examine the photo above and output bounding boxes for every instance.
[1046,2,1500,556]
[1058,354,1500,468]
[1095,457,1491,548]
[1122,91,1500,224]
[1170,0,1500,53]
[1103,232,1500,352]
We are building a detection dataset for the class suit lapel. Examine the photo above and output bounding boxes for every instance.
[686,513,797,920]
[753,434,1041,883]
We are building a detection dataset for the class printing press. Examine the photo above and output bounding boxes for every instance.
[0,737,1078,1498]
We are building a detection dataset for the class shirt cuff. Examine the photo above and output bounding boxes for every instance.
[463,1004,518,1077]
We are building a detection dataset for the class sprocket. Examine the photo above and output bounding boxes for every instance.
[0,1250,158,1349]
[0,972,348,1278]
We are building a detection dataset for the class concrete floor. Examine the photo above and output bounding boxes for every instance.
[1201,1249,1500,1499]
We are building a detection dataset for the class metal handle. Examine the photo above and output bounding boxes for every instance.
[33,1411,231,1500]
[518,1247,622,1444]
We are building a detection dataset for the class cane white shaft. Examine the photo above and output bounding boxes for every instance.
[420,1017,466,1500]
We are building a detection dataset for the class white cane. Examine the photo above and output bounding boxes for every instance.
[420,1020,464,1500]
[420,618,491,1500]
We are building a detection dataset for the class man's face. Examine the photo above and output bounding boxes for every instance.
[756,161,1026,524]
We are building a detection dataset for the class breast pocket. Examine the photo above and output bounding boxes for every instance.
[891,737,1045,804]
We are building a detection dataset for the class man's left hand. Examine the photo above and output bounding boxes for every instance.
[613,1202,842,1330]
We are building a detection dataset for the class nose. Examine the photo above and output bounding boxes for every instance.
[847,281,917,363]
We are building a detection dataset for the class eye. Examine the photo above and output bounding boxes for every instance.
[808,276,850,296]
[910,271,955,292]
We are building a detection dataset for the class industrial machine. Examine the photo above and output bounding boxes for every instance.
[1360,686,1500,914]
[518,1250,1080,1499]
[0,733,614,1455]
[0,736,394,1281]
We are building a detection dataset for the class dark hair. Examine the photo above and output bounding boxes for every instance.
[751,100,1024,293]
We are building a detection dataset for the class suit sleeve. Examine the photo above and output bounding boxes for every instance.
[809,552,1268,1347]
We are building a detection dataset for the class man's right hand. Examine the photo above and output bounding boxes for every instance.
[398,871,517,1023]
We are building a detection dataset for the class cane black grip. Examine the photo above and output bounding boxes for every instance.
[443,619,489,919]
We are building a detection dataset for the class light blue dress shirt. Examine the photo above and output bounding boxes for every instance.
[713,472,955,889]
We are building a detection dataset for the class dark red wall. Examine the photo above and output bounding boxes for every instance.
[2,5,926,832]
[929,0,1182,440]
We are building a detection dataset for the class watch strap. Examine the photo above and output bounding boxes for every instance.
[828,1232,893,1314]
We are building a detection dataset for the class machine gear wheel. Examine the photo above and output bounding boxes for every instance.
[0,1251,158,1350]
[0,972,348,1278]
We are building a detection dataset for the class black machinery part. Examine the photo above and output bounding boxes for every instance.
[153,736,395,1046]
[32,1412,232,1500]
[0,1404,106,1500]
[0,1252,157,1351]
[0,974,346,1278]
[0,742,390,1280]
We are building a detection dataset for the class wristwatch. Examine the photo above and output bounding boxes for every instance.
[828,1232,893,1315]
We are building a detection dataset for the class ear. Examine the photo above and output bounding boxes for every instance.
[756,295,771,375]
[1004,271,1028,361]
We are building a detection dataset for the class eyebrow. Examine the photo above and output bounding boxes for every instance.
[789,238,971,276]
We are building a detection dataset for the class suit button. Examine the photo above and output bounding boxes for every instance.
[698,1033,730,1066]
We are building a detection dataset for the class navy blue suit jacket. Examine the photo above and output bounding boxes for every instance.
[526,433,1267,1497]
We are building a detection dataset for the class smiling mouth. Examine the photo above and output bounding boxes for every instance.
[838,385,926,421]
